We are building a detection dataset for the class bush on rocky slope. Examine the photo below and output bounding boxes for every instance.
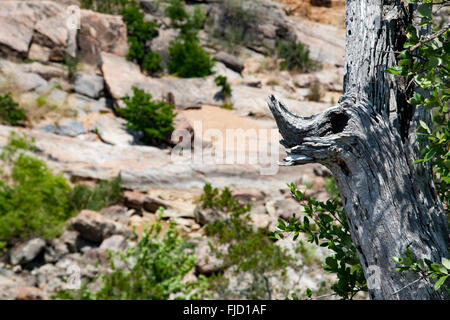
[276,38,317,73]
[121,6,163,74]
[54,211,209,300]
[118,87,176,145]
[0,133,72,250]
[0,93,27,126]
[0,132,126,251]
[200,184,306,299]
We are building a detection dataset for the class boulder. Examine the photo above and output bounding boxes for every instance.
[150,28,179,68]
[74,72,104,99]
[194,239,227,275]
[214,52,245,73]
[28,43,51,62]
[47,88,68,106]
[91,115,137,146]
[21,62,68,80]
[169,112,194,147]
[124,190,146,211]
[232,189,266,202]
[15,286,44,300]
[0,18,34,58]
[79,10,129,64]
[44,238,70,264]
[99,235,127,252]
[55,118,85,137]
[101,205,129,224]
[143,197,168,213]
[10,238,46,266]
[68,210,133,243]
[13,72,48,92]
[0,1,76,58]
[193,206,224,226]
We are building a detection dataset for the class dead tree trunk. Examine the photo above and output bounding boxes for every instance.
[268,0,449,299]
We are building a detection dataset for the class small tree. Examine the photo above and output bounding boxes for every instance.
[0,93,27,126]
[168,32,214,78]
[118,87,176,145]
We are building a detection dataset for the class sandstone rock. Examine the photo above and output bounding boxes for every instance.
[214,52,245,73]
[91,115,137,146]
[74,72,104,99]
[101,205,129,224]
[21,62,68,80]
[99,235,127,252]
[193,206,224,226]
[83,248,109,265]
[67,94,110,114]
[143,197,168,213]
[250,212,274,229]
[290,16,345,66]
[232,189,266,202]
[13,72,48,92]
[28,43,51,62]
[150,28,179,68]
[55,118,85,137]
[124,190,146,211]
[231,84,330,118]
[44,238,70,264]
[195,240,226,275]
[169,112,194,147]
[58,230,79,253]
[68,210,133,243]
[10,238,46,266]
[15,286,43,300]
[0,18,33,58]
[47,88,68,106]
[79,10,129,64]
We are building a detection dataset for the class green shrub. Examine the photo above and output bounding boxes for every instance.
[81,0,136,14]
[306,80,324,102]
[276,39,317,73]
[0,132,127,250]
[324,176,340,202]
[118,87,176,145]
[273,183,366,299]
[54,212,209,300]
[68,177,124,212]
[0,93,27,126]
[0,133,73,248]
[214,75,232,100]
[189,5,207,30]
[64,53,79,83]
[200,184,302,299]
[165,0,189,28]
[168,33,214,78]
[212,0,260,48]
[121,6,162,74]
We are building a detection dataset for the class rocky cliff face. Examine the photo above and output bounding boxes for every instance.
[0,0,345,300]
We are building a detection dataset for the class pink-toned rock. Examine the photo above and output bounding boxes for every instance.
[124,190,146,211]
[15,286,43,300]
[169,112,194,147]
[232,189,266,202]
[79,10,129,64]
[68,210,133,243]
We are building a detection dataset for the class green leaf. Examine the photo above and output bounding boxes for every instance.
[434,275,448,291]
[419,120,431,134]
[385,66,403,75]
[417,4,432,19]
[441,258,450,270]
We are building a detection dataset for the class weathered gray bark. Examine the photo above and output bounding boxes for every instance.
[268,0,449,299]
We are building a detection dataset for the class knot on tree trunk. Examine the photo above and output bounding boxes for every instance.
[267,94,355,168]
